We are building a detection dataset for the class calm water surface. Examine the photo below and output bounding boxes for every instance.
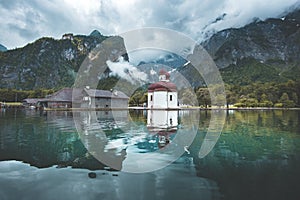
[0,109,300,200]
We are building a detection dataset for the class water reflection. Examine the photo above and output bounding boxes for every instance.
[191,110,300,200]
[0,109,111,170]
[73,110,199,173]
[147,110,178,130]
[1,110,299,172]
[1,109,300,199]
[147,110,178,148]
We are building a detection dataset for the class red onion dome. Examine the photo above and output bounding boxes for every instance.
[148,81,177,92]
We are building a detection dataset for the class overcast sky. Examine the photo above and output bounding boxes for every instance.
[0,0,299,49]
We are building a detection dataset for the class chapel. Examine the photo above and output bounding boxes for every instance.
[147,69,178,109]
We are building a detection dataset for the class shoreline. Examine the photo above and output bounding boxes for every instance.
[1,104,299,111]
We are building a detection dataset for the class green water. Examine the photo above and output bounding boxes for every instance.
[193,110,300,200]
[0,109,300,200]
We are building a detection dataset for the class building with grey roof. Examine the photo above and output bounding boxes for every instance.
[81,88,129,109]
[28,88,129,109]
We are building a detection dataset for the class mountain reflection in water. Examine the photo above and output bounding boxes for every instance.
[73,109,200,173]
[0,109,300,200]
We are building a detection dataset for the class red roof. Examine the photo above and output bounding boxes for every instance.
[148,81,177,92]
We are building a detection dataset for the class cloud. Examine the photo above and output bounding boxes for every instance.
[0,0,299,51]
[200,0,300,40]
[0,0,68,48]
[106,57,148,84]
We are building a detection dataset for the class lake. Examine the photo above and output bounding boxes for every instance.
[0,109,300,200]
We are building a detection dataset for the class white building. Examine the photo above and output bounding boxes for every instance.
[148,69,178,109]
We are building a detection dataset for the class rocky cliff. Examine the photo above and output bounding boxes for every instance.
[0,30,128,90]
[177,8,300,87]
[1,8,300,90]
[202,8,300,69]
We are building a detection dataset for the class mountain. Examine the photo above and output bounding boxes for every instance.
[204,8,300,83]
[0,31,128,90]
[0,44,7,52]
[134,8,300,88]
[202,8,300,69]
[1,8,300,91]
[176,7,300,87]
[137,53,187,68]
[89,30,104,38]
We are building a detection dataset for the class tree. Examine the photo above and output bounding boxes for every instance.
[139,93,148,105]
[129,87,148,106]
[225,90,237,108]
[291,92,298,106]
[260,93,268,102]
[279,93,295,108]
[258,93,273,107]
[129,91,142,106]
[235,97,258,107]
[196,88,211,108]
[180,88,198,106]
[214,94,226,108]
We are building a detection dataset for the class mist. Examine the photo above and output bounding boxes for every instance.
[106,57,148,84]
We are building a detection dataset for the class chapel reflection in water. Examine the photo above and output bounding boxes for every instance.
[0,109,199,172]
[147,110,178,149]
[76,109,198,173]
